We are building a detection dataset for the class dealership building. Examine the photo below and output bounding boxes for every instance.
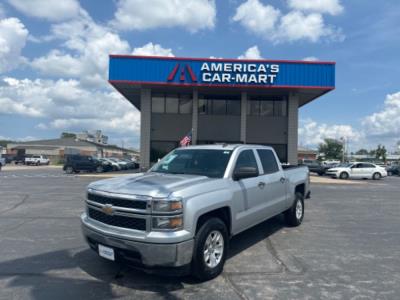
[109,55,335,169]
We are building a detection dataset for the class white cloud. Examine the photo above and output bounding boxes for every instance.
[0,17,28,73]
[238,45,263,59]
[7,0,81,21]
[0,77,140,135]
[299,118,361,147]
[233,0,280,35]
[362,91,400,139]
[30,14,131,87]
[232,0,344,43]
[132,42,174,57]
[277,11,335,43]
[0,96,42,117]
[111,0,216,32]
[288,0,344,16]
[303,56,319,61]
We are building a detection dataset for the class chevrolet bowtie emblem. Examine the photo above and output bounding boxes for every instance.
[102,204,114,215]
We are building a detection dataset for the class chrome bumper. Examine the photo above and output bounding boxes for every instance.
[81,213,194,267]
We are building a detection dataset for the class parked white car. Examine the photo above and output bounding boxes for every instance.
[25,155,50,166]
[326,162,387,180]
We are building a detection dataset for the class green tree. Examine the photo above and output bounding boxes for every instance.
[355,149,369,155]
[375,144,387,162]
[60,132,76,139]
[318,138,344,160]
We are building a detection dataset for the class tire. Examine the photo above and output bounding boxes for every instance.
[339,172,349,180]
[388,171,392,176]
[192,218,228,281]
[65,166,74,174]
[96,166,103,173]
[372,172,381,180]
[36,161,39,166]
[284,193,304,227]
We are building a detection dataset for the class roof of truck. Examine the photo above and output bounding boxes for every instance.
[177,144,273,151]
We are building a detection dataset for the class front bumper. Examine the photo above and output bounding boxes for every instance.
[81,213,194,269]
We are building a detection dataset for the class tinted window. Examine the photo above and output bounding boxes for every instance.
[361,163,374,168]
[151,95,164,113]
[179,95,192,114]
[212,100,226,115]
[260,101,273,116]
[226,100,241,115]
[165,95,179,113]
[234,150,259,172]
[257,149,279,174]
[274,100,287,116]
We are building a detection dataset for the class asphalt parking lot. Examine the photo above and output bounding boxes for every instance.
[1,167,400,299]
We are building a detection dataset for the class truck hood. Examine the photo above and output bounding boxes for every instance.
[88,172,214,198]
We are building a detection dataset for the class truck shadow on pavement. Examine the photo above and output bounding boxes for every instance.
[1,216,285,299]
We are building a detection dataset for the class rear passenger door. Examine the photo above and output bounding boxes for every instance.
[256,149,288,216]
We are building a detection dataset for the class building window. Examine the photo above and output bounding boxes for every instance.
[151,94,192,114]
[151,94,164,113]
[247,97,287,117]
[198,96,241,116]
[165,95,179,114]
[179,95,192,114]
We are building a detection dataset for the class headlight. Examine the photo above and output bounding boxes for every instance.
[152,215,183,230]
[152,198,183,213]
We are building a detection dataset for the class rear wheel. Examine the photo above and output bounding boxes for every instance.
[339,172,349,180]
[372,172,381,180]
[284,193,304,227]
[192,218,228,281]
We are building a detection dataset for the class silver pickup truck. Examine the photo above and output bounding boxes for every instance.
[81,144,310,280]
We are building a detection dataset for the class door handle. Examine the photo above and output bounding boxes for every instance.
[258,182,266,189]
[280,177,286,183]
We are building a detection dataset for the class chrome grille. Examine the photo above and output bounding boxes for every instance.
[87,192,147,210]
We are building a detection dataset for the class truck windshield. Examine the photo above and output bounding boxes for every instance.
[151,149,232,178]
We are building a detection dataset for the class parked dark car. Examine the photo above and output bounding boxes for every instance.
[299,159,329,176]
[63,155,111,174]
[386,165,400,176]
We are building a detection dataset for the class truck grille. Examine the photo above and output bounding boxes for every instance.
[88,208,146,231]
[87,192,147,210]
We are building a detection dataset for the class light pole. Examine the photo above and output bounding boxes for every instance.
[340,137,345,162]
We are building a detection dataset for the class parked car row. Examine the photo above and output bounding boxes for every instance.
[299,159,389,180]
[63,155,139,174]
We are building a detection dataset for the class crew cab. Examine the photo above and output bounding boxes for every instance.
[25,155,50,165]
[326,162,387,180]
[81,144,310,280]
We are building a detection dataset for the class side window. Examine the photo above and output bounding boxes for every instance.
[257,149,279,174]
[234,150,259,172]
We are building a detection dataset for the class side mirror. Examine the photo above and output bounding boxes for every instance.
[233,167,259,181]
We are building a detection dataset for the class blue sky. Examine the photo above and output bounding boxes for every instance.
[0,0,399,152]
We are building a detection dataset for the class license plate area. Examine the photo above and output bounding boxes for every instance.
[98,244,115,261]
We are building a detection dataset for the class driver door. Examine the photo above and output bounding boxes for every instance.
[232,149,266,230]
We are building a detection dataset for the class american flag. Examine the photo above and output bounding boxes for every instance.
[180,130,192,147]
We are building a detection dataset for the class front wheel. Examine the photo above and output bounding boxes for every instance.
[284,193,304,227]
[372,172,381,180]
[96,166,103,173]
[192,218,228,281]
[65,166,74,174]
[339,172,349,180]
